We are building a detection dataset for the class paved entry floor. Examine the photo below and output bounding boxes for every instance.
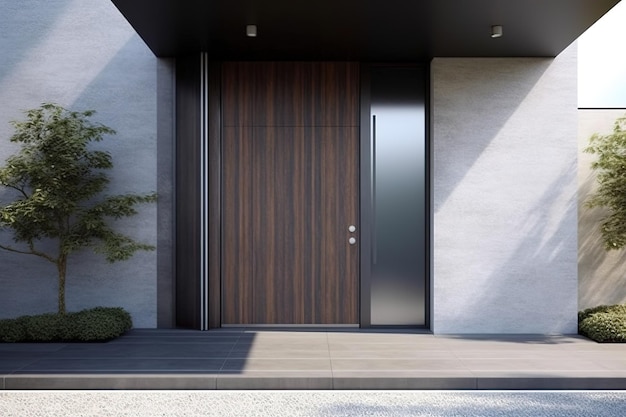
[1,329,626,390]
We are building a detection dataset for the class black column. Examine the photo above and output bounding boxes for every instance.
[175,54,202,329]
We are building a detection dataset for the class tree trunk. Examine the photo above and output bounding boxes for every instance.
[57,254,67,315]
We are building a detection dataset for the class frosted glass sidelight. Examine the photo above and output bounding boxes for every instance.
[370,67,426,326]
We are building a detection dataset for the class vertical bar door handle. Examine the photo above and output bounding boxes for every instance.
[372,114,377,265]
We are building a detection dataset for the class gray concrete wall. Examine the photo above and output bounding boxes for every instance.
[579,109,626,310]
[0,0,588,333]
[431,43,579,333]
[0,0,163,328]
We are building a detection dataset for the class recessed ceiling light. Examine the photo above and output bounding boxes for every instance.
[491,25,503,38]
[246,25,257,37]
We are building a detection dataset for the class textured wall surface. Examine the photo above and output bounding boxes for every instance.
[0,0,160,327]
[0,0,586,332]
[432,44,579,333]
[579,109,626,310]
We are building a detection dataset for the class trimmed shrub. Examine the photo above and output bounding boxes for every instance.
[579,304,626,343]
[579,304,626,323]
[0,307,132,342]
[0,316,27,342]
[23,313,66,342]
[71,307,132,341]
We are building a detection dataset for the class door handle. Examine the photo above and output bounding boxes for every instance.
[348,226,357,245]
[372,114,377,264]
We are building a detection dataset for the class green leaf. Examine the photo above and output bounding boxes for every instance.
[586,114,626,250]
[0,103,156,314]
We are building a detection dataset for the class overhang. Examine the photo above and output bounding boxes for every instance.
[111,0,620,60]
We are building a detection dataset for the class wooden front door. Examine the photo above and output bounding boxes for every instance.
[221,62,359,325]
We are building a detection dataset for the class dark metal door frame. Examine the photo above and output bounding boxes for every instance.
[175,57,430,330]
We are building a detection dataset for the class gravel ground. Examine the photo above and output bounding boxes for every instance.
[1,391,626,417]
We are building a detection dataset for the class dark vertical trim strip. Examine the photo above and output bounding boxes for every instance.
[156,57,176,328]
[200,53,209,330]
[359,64,372,328]
[208,62,222,329]
[175,54,202,329]
[371,114,378,265]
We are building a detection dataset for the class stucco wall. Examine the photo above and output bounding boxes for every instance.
[0,0,160,327]
[579,109,626,310]
[431,43,579,333]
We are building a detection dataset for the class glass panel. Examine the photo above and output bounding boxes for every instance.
[370,67,426,325]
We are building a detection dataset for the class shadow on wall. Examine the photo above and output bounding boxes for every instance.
[0,35,158,327]
[71,36,157,193]
[0,0,72,84]
[578,173,626,306]
[433,58,553,214]
[578,110,626,309]
[449,163,577,333]
[434,51,578,333]
[66,37,158,327]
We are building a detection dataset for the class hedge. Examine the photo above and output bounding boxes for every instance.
[0,307,132,342]
[579,304,626,343]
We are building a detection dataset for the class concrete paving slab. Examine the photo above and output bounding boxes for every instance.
[4,375,219,390]
[2,329,626,390]
[45,343,236,358]
[330,358,468,371]
[0,359,38,373]
[216,375,333,390]
[222,358,332,372]
[13,358,227,373]
[329,349,453,359]
[227,349,331,359]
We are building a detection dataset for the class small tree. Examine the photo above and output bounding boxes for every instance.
[0,103,156,314]
[585,114,626,250]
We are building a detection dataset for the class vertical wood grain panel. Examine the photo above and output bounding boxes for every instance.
[326,127,359,323]
[222,62,256,127]
[207,62,222,329]
[252,127,311,323]
[221,62,359,324]
[223,62,359,127]
[251,127,279,323]
[221,127,254,324]
[318,62,360,127]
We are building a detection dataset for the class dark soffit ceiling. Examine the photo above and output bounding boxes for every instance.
[111,0,620,60]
